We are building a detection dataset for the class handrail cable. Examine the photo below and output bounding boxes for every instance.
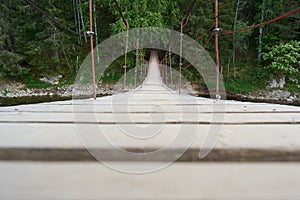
[221,7,300,35]
[113,0,129,29]
[185,0,230,43]
[185,32,214,69]
[23,0,80,36]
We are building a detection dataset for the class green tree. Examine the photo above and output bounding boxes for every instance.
[4,0,82,79]
[255,0,285,62]
[0,0,27,78]
[263,40,300,79]
[109,0,179,33]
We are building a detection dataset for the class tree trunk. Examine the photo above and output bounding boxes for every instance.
[232,0,240,79]
[72,0,81,44]
[93,0,100,63]
[78,0,87,43]
[77,0,82,44]
[258,0,265,63]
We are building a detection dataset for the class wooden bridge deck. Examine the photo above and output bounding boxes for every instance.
[1,54,300,199]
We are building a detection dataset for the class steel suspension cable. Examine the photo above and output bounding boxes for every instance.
[113,0,129,29]
[184,0,230,44]
[221,7,300,35]
[183,0,197,23]
[179,0,231,96]
[23,0,80,36]
[185,32,214,69]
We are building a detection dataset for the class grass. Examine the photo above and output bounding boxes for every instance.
[22,76,52,89]
[21,74,75,89]
[224,79,262,93]
[285,82,300,94]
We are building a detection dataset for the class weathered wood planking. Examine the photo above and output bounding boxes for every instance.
[0,54,300,161]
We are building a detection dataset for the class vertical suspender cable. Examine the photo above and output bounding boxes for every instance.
[215,0,220,99]
[169,46,173,88]
[135,36,139,88]
[165,54,168,86]
[140,52,143,84]
[178,0,196,94]
[179,22,183,94]
[89,0,96,100]
[124,24,129,90]
[113,0,130,90]
[179,18,188,94]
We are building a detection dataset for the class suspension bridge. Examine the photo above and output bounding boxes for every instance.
[1,52,300,199]
[1,0,300,199]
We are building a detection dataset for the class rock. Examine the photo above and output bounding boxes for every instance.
[39,75,62,85]
[279,77,286,88]
[268,90,291,100]
[286,98,293,103]
[267,79,278,89]
[267,78,286,89]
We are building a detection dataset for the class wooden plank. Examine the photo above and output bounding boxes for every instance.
[0,112,300,123]
[0,162,300,200]
[0,123,299,149]
[1,102,300,113]
[1,53,300,163]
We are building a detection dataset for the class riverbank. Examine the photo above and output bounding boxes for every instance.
[0,81,115,106]
[1,81,300,106]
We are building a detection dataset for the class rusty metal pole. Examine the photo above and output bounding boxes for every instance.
[135,37,139,88]
[169,46,173,88]
[89,0,96,100]
[215,0,220,99]
[140,52,143,84]
[165,54,168,86]
[124,25,129,90]
[179,23,183,94]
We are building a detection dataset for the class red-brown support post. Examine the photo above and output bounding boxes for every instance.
[179,23,183,94]
[165,54,168,85]
[89,0,96,100]
[140,52,143,84]
[124,25,129,90]
[169,46,173,88]
[215,0,220,99]
[135,38,139,88]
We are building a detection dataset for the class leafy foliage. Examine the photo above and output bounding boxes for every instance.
[263,40,300,78]
[0,1,27,78]
[0,0,299,94]
[109,0,179,33]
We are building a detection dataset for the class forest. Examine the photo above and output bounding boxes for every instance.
[0,0,299,94]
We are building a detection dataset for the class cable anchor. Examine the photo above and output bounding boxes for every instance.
[213,28,222,33]
[85,31,95,37]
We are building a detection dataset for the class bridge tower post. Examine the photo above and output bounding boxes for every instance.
[89,0,97,100]
[215,0,220,99]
